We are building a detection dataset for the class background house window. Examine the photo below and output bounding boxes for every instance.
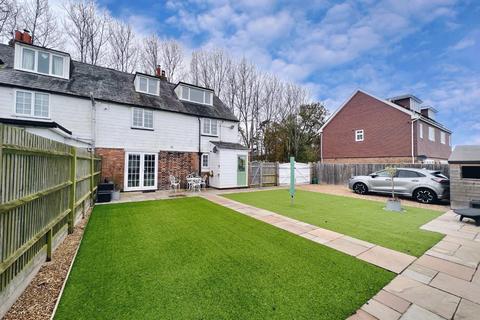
[52,55,64,76]
[419,123,423,139]
[137,76,159,95]
[202,118,218,136]
[428,127,435,141]
[355,129,364,142]
[440,132,446,144]
[132,108,153,129]
[201,153,209,169]
[461,166,480,179]
[37,51,50,74]
[15,90,49,118]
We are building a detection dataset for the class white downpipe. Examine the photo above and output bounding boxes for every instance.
[320,131,323,163]
[411,116,418,164]
[90,93,96,149]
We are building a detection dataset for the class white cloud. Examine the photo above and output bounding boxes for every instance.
[449,36,476,50]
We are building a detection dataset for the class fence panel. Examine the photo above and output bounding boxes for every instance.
[249,162,278,187]
[278,162,311,185]
[314,162,449,185]
[0,125,101,317]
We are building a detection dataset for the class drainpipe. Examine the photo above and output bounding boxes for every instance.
[89,93,96,149]
[319,130,323,163]
[198,117,202,175]
[411,115,419,164]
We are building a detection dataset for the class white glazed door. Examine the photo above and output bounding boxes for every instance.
[124,152,158,191]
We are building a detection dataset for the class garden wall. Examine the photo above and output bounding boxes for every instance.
[0,125,101,318]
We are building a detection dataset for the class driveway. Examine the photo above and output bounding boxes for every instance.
[299,184,450,212]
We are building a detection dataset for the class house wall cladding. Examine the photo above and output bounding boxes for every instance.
[322,91,412,160]
[96,148,199,190]
[322,156,413,164]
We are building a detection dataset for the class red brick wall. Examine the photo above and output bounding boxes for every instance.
[158,151,199,189]
[95,148,124,188]
[95,148,199,190]
[416,121,451,160]
[322,91,412,161]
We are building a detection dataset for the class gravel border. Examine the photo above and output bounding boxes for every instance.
[3,210,92,320]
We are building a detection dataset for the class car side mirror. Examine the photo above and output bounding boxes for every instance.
[370,174,377,178]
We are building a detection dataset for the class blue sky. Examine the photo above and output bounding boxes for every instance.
[99,0,479,146]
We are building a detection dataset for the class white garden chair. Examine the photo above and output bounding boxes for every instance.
[169,175,180,193]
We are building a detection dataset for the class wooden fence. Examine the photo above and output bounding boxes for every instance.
[249,161,278,187]
[0,125,101,316]
[314,163,450,185]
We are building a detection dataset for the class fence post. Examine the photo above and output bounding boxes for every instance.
[260,162,263,188]
[90,150,94,205]
[68,147,77,234]
[46,229,52,261]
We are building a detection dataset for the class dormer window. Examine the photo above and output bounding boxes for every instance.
[135,74,159,96]
[15,43,69,79]
[175,83,213,106]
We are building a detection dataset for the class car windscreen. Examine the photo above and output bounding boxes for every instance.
[431,171,449,179]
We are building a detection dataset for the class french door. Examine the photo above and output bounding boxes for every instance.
[124,152,158,191]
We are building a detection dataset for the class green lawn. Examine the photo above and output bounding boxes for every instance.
[223,190,444,257]
[55,197,393,320]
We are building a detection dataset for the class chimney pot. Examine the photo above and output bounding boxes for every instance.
[155,65,161,77]
[161,70,166,77]
[22,30,32,44]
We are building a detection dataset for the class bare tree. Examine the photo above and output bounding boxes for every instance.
[0,0,19,43]
[21,0,61,47]
[63,0,109,65]
[159,39,184,82]
[190,48,231,93]
[140,34,160,74]
[107,20,137,72]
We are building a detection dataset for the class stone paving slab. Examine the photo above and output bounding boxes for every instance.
[373,290,411,313]
[347,309,378,320]
[430,273,480,304]
[454,299,480,320]
[383,275,460,319]
[361,299,401,320]
[401,264,438,284]
[358,247,416,274]
[400,304,446,320]
[415,255,475,281]
[325,237,372,257]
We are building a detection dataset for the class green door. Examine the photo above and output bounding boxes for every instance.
[237,155,247,186]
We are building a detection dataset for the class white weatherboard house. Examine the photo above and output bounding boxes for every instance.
[0,32,249,190]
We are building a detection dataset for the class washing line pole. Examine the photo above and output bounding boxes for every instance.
[290,156,295,206]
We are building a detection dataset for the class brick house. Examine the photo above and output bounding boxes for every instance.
[319,90,452,164]
[0,31,248,190]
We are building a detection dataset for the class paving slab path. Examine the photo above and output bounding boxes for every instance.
[201,194,480,320]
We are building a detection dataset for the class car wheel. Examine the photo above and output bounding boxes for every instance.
[353,182,368,195]
[413,188,437,204]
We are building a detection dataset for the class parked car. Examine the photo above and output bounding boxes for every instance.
[348,168,450,204]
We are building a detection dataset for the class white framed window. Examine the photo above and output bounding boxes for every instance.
[202,118,218,136]
[428,126,435,141]
[136,75,159,95]
[132,108,154,129]
[19,46,66,78]
[419,123,423,139]
[201,153,209,169]
[14,90,50,118]
[176,84,213,106]
[440,131,446,144]
[355,129,364,142]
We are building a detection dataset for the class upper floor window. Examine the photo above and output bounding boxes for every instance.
[419,123,423,139]
[136,75,159,96]
[132,108,153,130]
[428,126,435,142]
[202,118,218,136]
[17,45,67,78]
[15,90,49,118]
[355,129,364,142]
[440,132,446,144]
[176,84,213,106]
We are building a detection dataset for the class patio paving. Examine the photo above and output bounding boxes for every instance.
[202,194,416,273]
[350,210,480,320]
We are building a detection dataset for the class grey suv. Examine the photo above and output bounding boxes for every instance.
[348,168,449,204]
